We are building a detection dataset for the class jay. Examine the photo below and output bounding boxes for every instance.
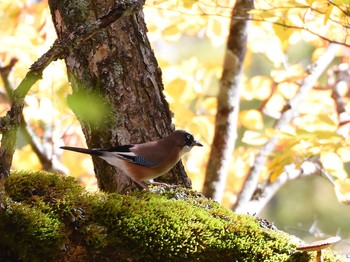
[60,130,202,187]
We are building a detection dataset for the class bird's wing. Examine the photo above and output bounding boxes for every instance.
[101,145,160,167]
[61,144,160,167]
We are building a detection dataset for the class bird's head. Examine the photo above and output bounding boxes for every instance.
[170,130,203,154]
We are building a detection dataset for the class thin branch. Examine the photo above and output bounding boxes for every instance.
[233,43,341,213]
[328,63,350,115]
[0,58,18,101]
[19,118,68,173]
[243,159,338,214]
[329,63,350,137]
[243,15,350,47]
[147,3,350,47]
[328,0,350,17]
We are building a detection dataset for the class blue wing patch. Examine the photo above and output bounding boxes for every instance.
[134,155,158,167]
[98,145,159,167]
[120,154,158,167]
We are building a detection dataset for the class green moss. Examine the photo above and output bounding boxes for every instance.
[0,197,63,261]
[0,171,344,261]
[5,170,84,202]
[89,190,304,261]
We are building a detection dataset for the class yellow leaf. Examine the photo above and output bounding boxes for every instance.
[269,163,285,183]
[179,0,197,9]
[275,127,296,138]
[323,4,334,25]
[249,9,278,19]
[317,114,338,128]
[243,76,272,101]
[271,65,304,83]
[330,168,348,180]
[294,114,338,132]
[334,179,350,204]
[172,105,195,126]
[337,147,350,162]
[240,110,264,130]
[165,78,187,103]
[306,0,316,5]
[207,18,222,38]
[277,82,298,99]
[201,97,217,115]
[163,24,181,41]
[320,152,346,179]
[273,19,294,51]
[13,145,41,170]
[0,1,21,35]
[268,151,294,182]
[242,130,268,146]
[187,115,214,143]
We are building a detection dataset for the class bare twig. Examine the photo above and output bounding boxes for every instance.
[0,58,18,101]
[148,3,350,47]
[329,63,350,137]
[233,43,341,213]
[246,159,337,214]
[243,161,319,214]
[19,119,68,173]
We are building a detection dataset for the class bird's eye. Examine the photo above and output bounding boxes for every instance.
[185,134,193,145]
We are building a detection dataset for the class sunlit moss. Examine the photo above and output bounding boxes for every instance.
[0,171,343,261]
[0,197,63,261]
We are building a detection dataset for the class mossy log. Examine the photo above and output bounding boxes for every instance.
[0,171,342,261]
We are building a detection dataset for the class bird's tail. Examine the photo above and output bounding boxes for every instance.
[60,146,103,156]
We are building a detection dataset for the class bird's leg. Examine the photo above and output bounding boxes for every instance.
[133,180,149,190]
[147,180,179,188]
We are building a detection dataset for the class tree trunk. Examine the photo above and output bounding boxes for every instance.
[202,0,253,202]
[48,0,191,192]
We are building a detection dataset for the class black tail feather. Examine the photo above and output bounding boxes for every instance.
[60,146,103,156]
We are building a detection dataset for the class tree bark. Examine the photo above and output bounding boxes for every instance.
[202,0,254,202]
[48,0,191,192]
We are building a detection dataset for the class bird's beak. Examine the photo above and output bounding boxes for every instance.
[192,140,203,147]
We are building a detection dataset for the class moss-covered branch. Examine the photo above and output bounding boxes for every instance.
[0,171,343,261]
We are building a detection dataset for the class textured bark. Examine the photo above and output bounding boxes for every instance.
[202,0,254,202]
[48,0,190,192]
[0,2,128,186]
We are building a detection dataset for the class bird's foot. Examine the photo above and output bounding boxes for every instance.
[147,181,179,188]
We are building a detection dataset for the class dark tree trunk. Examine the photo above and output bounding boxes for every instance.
[48,0,191,192]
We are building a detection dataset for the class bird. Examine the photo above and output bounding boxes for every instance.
[60,130,203,187]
